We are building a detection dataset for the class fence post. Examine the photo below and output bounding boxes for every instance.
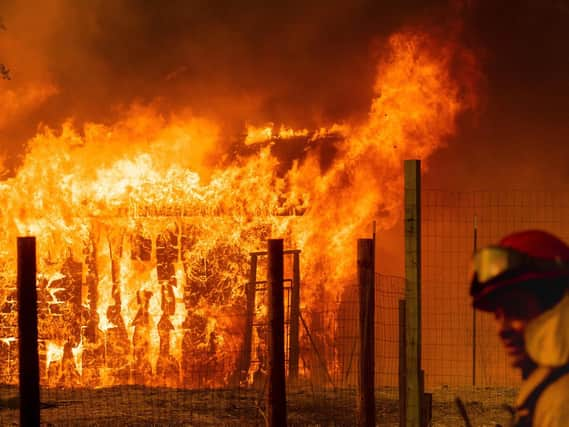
[399,299,407,427]
[472,215,478,387]
[419,370,432,426]
[404,159,422,427]
[289,251,301,382]
[17,236,40,427]
[267,239,287,427]
[358,238,375,427]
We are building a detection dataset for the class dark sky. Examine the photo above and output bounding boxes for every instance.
[1,0,569,188]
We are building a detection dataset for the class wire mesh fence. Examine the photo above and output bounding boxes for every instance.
[1,189,567,425]
[374,275,405,425]
[419,189,569,425]
[0,247,363,426]
[292,275,402,427]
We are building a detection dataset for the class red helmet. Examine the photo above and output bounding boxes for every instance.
[470,230,569,311]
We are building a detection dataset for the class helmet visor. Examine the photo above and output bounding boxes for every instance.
[471,246,568,285]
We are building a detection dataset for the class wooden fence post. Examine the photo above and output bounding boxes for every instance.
[358,238,375,427]
[289,250,301,382]
[404,159,422,427]
[17,236,40,427]
[419,370,432,426]
[399,299,407,427]
[472,215,478,387]
[267,239,287,427]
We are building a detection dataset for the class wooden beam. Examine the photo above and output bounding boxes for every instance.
[288,251,301,382]
[238,253,258,383]
[358,239,376,427]
[404,159,422,427]
[249,249,301,256]
[17,236,40,427]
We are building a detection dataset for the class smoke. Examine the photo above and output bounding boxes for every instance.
[426,0,569,189]
[1,0,568,187]
[0,0,457,168]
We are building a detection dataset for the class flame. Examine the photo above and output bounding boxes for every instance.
[46,341,64,373]
[0,29,477,387]
[245,124,309,145]
[291,30,475,305]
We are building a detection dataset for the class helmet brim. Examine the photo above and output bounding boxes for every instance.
[472,271,569,312]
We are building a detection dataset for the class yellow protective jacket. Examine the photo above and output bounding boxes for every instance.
[514,293,569,426]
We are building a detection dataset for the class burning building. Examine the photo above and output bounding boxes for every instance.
[0,28,477,389]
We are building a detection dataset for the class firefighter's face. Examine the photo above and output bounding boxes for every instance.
[492,288,545,372]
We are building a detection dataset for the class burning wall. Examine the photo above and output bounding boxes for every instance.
[0,29,477,388]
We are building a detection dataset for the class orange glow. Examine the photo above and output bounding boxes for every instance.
[0,83,58,129]
[0,29,476,387]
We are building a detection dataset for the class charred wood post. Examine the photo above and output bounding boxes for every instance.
[106,231,130,383]
[81,225,107,386]
[238,253,258,383]
[267,239,287,427]
[85,228,100,344]
[358,239,375,427]
[288,250,301,382]
[132,290,153,384]
[404,159,422,427]
[17,236,40,427]
[157,282,179,386]
[155,228,179,385]
[59,257,83,387]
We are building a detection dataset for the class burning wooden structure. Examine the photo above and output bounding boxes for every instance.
[0,212,305,389]
[2,229,297,389]
[0,28,473,395]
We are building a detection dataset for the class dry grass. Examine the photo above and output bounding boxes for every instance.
[0,384,517,426]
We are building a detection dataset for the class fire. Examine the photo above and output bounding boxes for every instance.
[0,29,477,388]
[245,124,310,145]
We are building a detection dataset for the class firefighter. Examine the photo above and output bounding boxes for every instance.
[469,230,569,426]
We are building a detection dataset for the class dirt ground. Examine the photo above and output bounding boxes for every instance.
[0,384,517,426]
[428,386,517,427]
